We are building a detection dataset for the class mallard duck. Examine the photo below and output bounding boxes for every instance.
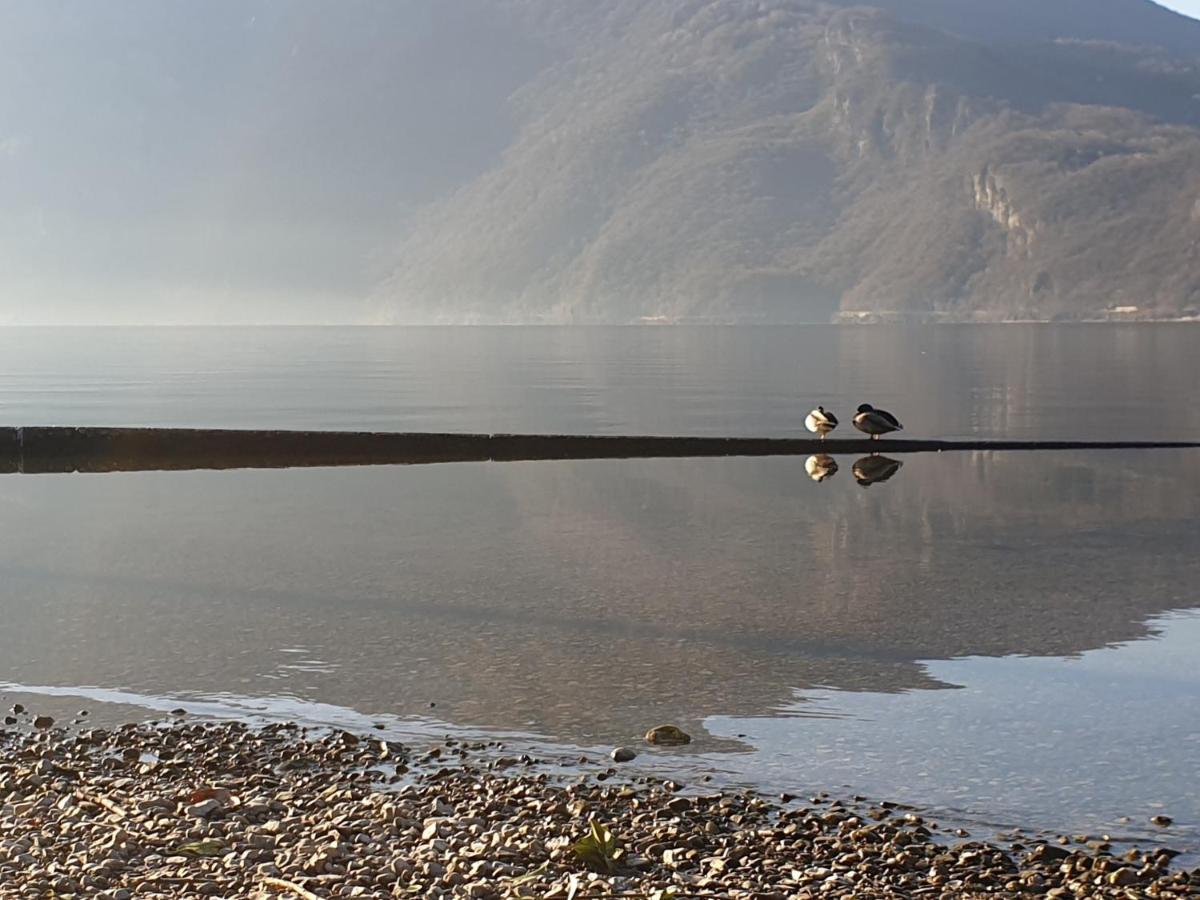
[805,454,839,483]
[805,405,839,440]
[852,455,903,487]
[852,404,903,440]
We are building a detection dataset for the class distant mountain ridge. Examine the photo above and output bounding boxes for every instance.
[829,0,1200,56]
[373,0,1200,323]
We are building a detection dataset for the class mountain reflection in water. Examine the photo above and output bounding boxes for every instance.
[0,448,1196,747]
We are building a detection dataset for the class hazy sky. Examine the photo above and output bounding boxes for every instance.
[0,1,542,325]
[1158,1,1200,18]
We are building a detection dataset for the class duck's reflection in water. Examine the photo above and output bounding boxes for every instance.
[804,454,839,483]
[853,455,903,487]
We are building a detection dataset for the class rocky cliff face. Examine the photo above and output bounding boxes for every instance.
[972,169,1032,251]
[371,0,1200,323]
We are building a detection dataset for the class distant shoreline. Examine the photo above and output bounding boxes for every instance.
[2,319,1200,328]
[830,312,1200,325]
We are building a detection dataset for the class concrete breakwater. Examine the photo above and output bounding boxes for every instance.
[1,427,1198,474]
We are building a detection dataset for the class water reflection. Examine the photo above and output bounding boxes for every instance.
[804,454,839,482]
[708,612,1200,853]
[0,450,1197,751]
[852,455,903,487]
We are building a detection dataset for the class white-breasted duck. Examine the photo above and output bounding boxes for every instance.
[852,404,903,440]
[805,405,839,440]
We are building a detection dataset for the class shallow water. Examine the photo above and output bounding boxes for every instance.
[0,325,1197,855]
[1,324,1199,439]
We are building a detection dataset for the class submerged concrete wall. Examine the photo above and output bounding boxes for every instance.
[0,427,1196,474]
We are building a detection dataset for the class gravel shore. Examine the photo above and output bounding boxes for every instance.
[1,715,1196,898]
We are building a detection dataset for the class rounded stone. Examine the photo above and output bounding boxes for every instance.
[644,725,692,746]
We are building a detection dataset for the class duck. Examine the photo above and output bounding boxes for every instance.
[852,455,903,487]
[805,405,839,440]
[852,404,903,440]
[804,454,839,483]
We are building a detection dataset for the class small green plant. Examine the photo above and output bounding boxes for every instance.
[570,820,624,873]
[509,860,550,885]
[174,839,226,856]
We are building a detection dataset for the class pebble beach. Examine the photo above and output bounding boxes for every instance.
[0,713,1196,899]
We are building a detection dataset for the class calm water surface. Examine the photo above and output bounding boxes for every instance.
[0,326,1197,854]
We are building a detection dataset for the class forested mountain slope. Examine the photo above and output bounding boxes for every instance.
[374,0,1200,322]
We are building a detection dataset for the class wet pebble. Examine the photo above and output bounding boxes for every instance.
[0,714,1193,899]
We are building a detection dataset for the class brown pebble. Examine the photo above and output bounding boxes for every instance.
[0,718,1193,900]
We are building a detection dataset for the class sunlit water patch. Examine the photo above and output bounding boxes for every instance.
[703,612,1200,855]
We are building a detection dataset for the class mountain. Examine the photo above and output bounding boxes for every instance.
[4,1,1200,323]
[373,0,1200,322]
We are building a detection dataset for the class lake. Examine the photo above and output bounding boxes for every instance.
[0,325,1197,857]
